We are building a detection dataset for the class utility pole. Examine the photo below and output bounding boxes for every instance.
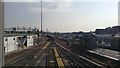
[41,0,43,43]
[0,0,4,68]
[46,29,48,35]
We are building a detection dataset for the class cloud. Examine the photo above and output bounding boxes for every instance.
[3,0,73,12]
[2,0,73,2]
[30,7,70,13]
[43,0,72,2]
[29,0,72,13]
[1,0,119,2]
[2,0,36,2]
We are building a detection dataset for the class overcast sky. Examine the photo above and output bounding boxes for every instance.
[4,0,119,32]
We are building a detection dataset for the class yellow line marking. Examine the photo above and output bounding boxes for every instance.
[36,61,41,63]
[43,42,50,49]
[49,61,54,63]
[54,47,65,68]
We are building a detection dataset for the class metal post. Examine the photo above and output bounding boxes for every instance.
[118,1,120,61]
[13,37,15,50]
[7,37,8,52]
[41,0,43,43]
[0,0,4,68]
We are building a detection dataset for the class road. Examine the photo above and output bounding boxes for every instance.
[5,39,105,68]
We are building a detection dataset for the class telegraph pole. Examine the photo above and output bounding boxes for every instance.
[0,0,4,68]
[41,0,43,43]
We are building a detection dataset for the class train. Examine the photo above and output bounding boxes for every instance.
[46,34,54,41]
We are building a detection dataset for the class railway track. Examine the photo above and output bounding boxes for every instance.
[58,47,91,68]
[55,42,105,68]
[5,42,48,66]
[4,40,108,68]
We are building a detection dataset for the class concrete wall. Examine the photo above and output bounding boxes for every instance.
[27,35,34,47]
[4,35,35,53]
[0,1,4,67]
[4,37,18,53]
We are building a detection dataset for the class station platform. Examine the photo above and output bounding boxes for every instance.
[88,48,120,61]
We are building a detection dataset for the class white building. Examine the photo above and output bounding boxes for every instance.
[4,35,36,53]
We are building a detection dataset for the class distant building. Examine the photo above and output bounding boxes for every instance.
[4,27,39,33]
[95,29,106,34]
[111,32,120,51]
[95,26,120,34]
[80,34,98,49]
[95,34,112,46]
[4,27,16,33]
[71,33,98,50]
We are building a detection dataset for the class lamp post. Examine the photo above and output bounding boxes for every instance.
[40,0,43,43]
[0,0,4,67]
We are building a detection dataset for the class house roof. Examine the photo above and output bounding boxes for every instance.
[114,32,120,38]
